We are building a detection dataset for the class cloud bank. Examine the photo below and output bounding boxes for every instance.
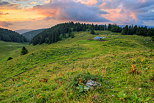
[32,0,154,25]
[98,0,154,24]
[0,0,154,30]
[32,0,109,22]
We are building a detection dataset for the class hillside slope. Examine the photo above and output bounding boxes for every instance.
[22,29,46,41]
[0,41,27,60]
[0,28,27,43]
[0,31,154,103]
[16,29,33,34]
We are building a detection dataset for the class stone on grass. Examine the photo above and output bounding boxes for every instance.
[86,80,101,89]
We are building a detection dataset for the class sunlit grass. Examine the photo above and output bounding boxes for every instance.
[0,31,154,103]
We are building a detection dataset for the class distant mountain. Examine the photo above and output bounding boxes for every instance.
[0,28,27,43]
[22,29,47,41]
[16,29,33,34]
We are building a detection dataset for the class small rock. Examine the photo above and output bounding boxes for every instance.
[86,80,101,88]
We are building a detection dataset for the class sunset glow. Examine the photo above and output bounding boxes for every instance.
[0,0,154,30]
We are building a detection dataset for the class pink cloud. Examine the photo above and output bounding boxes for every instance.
[0,21,13,27]
[31,0,109,22]
[77,0,98,6]
[98,0,147,24]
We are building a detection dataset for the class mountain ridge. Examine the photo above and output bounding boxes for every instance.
[22,28,47,41]
[0,28,27,43]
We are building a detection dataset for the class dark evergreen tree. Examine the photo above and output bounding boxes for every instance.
[133,25,138,34]
[7,57,13,61]
[147,28,154,37]
[110,24,122,33]
[122,25,129,35]
[108,24,112,31]
[90,28,95,35]
[21,47,28,55]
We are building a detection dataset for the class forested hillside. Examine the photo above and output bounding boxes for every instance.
[31,22,154,45]
[22,29,46,41]
[0,28,27,43]
[31,22,107,45]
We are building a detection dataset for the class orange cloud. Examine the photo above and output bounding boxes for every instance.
[44,0,51,4]
[32,7,59,17]
[30,1,37,5]
[78,0,98,6]
[0,8,45,22]
[102,8,138,24]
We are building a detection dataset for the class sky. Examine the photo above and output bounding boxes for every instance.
[0,0,154,30]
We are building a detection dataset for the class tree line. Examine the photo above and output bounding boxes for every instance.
[31,22,108,45]
[0,28,27,43]
[121,25,154,36]
[31,22,154,45]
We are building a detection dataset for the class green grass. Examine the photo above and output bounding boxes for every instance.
[0,31,154,103]
[0,41,27,59]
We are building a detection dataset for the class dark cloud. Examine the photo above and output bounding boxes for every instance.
[0,21,13,27]
[0,0,20,9]
[0,1,9,5]
[33,0,109,22]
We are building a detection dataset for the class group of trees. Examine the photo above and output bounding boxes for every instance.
[0,22,153,45]
[108,24,122,33]
[106,24,154,37]
[31,22,154,45]
[0,28,27,43]
[31,22,108,45]
[122,25,154,37]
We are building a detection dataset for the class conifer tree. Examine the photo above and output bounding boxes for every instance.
[90,28,95,35]
[21,47,28,55]
[122,25,129,35]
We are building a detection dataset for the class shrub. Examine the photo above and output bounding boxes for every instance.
[90,29,95,35]
[70,33,75,38]
[7,57,13,61]
[21,47,28,55]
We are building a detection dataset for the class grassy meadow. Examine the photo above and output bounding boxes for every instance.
[0,31,154,103]
[0,41,27,60]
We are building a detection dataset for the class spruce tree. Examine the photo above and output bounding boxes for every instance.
[122,25,129,35]
[21,47,28,55]
[90,29,95,35]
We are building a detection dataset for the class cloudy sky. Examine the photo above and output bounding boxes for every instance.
[0,0,154,30]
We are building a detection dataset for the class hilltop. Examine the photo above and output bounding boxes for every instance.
[31,22,154,45]
[0,30,153,103]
